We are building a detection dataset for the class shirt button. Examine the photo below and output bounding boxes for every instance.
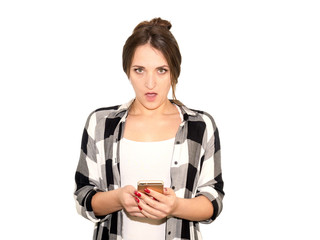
[176,141,180,144]
[172,186,175,190]
[174,161,178,165]
[168,231,171,235]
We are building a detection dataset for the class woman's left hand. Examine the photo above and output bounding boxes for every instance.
[134,187,179,219]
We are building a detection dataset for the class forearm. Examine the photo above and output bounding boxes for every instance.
[172,195,213,221]
[91,189,122,216]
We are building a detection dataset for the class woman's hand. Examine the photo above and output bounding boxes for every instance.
[134,187,179,219]
[118,185,145,218]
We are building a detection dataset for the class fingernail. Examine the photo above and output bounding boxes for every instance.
[144,188,150,193]
[134,191,141,197]
[164,187,167,192]
[138,205,142,211]
[134,197,140,203]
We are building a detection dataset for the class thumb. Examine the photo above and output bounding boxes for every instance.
[163,187,174,196]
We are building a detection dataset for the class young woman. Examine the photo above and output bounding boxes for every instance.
[74,17,224,240]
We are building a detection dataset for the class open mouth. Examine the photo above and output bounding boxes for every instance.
[145,92,157,101]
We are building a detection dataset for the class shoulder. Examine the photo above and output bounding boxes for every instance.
[85,99,134,126]
[83,103,129,139]
[182,106,220,149]
[181,105,218,131]
[85,105,121,127]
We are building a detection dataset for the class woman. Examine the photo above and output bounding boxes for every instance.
[74,17,224,240]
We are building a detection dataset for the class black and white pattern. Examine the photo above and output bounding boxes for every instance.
[74,100,224,240]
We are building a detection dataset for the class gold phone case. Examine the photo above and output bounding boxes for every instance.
[137,180,164,193]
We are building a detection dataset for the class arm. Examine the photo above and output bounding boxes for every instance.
[74,112,132,221]
[136,188,213,221]
[91,189,122,216]
[74,112,105,222]
[195,113,224,223]
[173,195,213,221]
[74,111,144,221]
[92,185,144,218]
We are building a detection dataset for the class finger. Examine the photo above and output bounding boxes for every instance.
[130,213,146,218]
[138,192,163,209]
[140,193,159,209]
[163,187,175,196]
[143,188,166,202]
[134,190,142,198]
[124,185,137,195]
[137,202,165,219]
[128,208,146,218]
[138,193,171,219]
[139,191,171,216]
[126,206,146,218]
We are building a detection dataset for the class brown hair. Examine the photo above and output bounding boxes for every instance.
[122,17,182,105]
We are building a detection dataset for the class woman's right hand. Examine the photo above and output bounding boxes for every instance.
[118,185,145,218]
[92,185,145,217]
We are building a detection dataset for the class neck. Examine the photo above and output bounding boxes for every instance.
[129,99,174,116]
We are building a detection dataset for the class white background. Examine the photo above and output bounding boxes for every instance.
[1,0,319,239]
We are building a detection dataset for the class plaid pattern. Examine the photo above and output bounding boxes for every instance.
[74,100,224,240]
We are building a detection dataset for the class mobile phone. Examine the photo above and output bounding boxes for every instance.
[137,180,164,194]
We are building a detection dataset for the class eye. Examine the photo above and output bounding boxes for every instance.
[158,68,168,74]
[134,68,144,74]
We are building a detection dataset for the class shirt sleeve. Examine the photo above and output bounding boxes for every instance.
[195,113,224,223]
[74,111,109,223]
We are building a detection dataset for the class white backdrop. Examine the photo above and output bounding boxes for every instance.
[1,0,319,239]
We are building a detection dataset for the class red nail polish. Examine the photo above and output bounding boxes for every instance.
[138,205,142,211]
[134,191,141,197]
[144,188,150,193]
[134,197,140,203]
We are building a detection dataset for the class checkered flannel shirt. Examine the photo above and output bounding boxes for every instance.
[74,100,224,240]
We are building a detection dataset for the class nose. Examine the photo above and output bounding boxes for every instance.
[145,72,156,89]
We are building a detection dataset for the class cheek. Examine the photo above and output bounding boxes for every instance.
[129,78,144,93]
[163,76,172,90]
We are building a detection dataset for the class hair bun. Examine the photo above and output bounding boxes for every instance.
[150,17,172,30]
[133,17,172,32]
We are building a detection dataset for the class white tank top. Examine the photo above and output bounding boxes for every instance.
[120,137,175,240]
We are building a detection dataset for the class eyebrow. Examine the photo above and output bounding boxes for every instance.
[132,65,144,68]
[157,65,169,68]
[131,65,169,68]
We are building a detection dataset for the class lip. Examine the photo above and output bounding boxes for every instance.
[145,92,157,101]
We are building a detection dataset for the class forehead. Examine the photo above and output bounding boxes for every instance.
[131,44,168,67]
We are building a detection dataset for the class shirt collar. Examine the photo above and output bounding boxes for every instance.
[115,99,198,120]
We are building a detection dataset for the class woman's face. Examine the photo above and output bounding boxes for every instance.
[129,43,171,111]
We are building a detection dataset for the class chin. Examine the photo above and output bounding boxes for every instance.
[143,101,161,110]
[137,97,166,110]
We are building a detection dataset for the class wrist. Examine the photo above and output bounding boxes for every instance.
[171,197,182,217]
[116,188,124,208]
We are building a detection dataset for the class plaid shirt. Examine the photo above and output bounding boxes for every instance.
[74,100,224,240]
